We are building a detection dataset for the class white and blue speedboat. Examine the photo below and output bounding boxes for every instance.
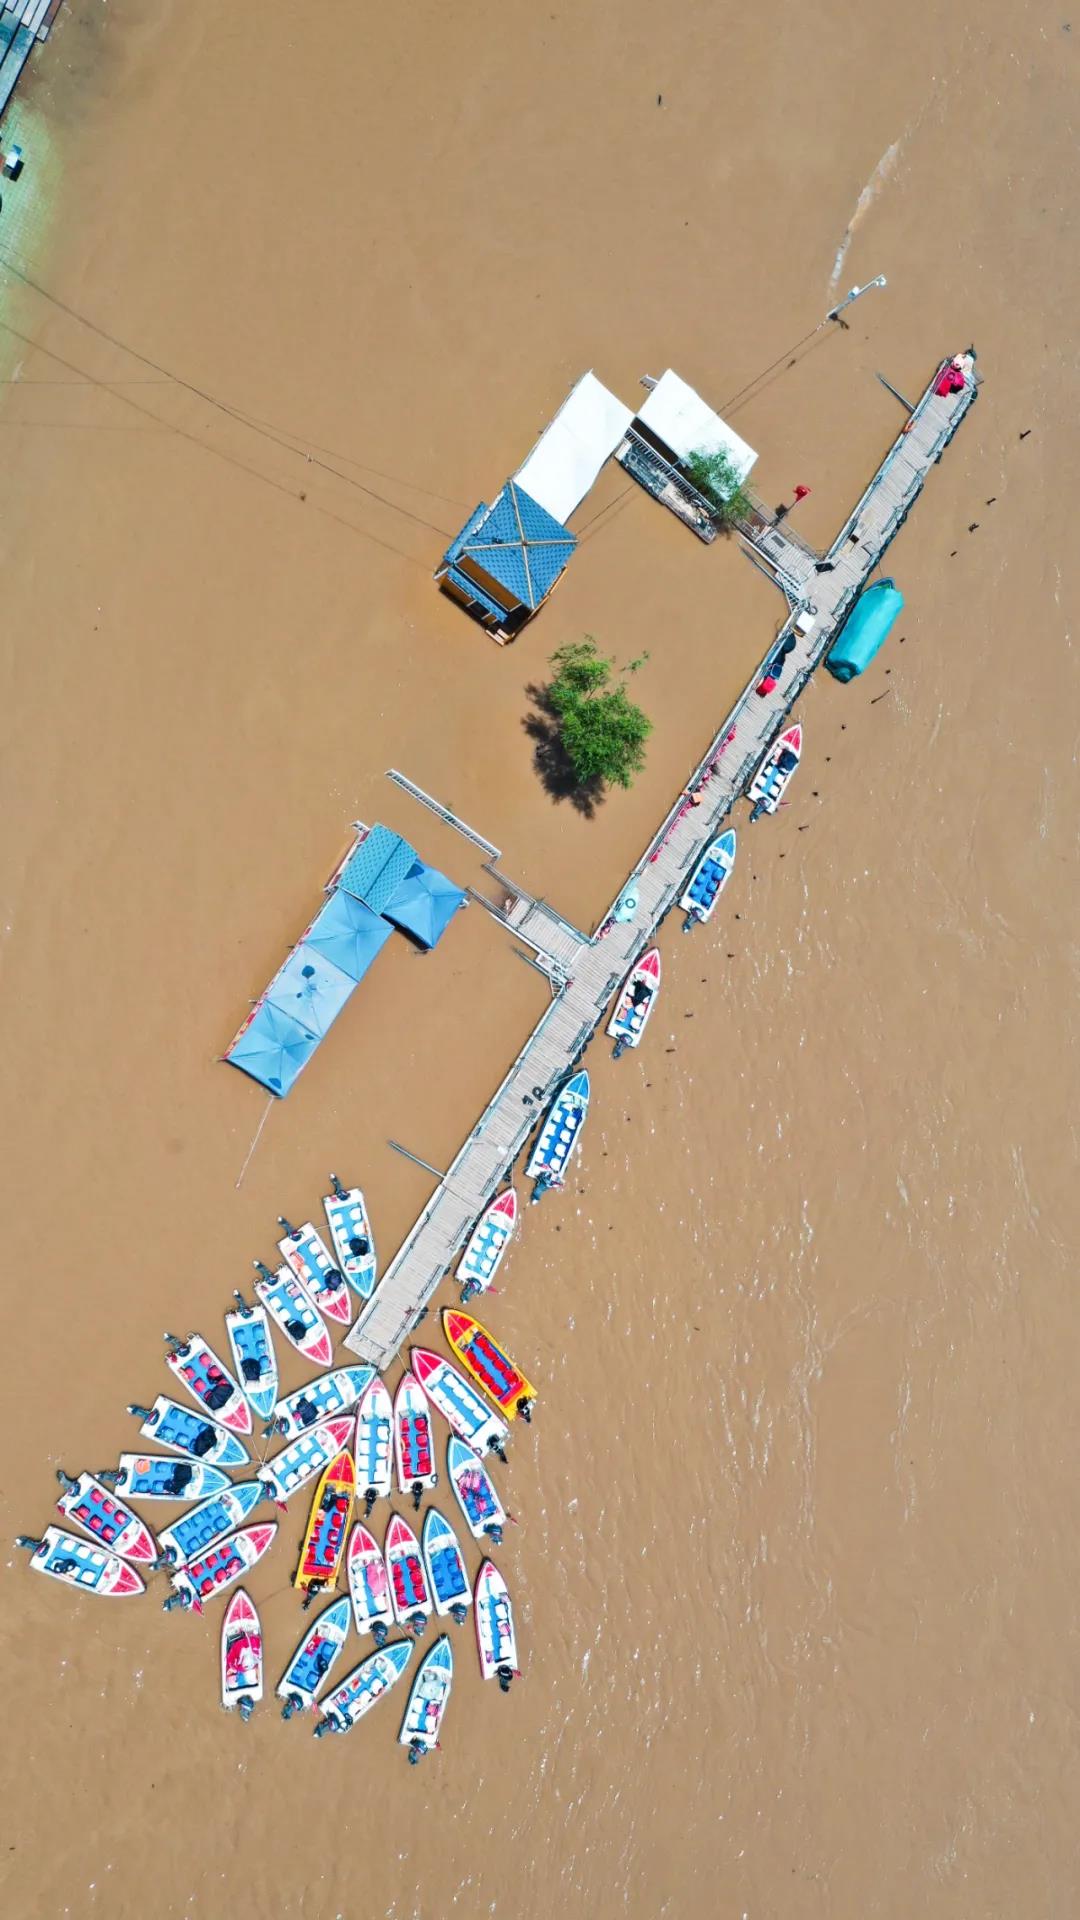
[277,1595,352,1718]
[680,828,737,930]
[313,1639,414,1737]
[421,1508,471,1625]
[399,1635,454,1762]
[324,1175,378,1299]
[525,1070,590,1202]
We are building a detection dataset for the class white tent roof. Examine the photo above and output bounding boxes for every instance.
[514,371,634,524]
[635,370,757,484]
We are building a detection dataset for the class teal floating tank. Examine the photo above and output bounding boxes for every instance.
[825,578,904,682]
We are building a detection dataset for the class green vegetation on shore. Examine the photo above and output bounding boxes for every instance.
[546,639,652,792]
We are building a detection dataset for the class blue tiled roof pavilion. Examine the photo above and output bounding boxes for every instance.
[440,480,576,626]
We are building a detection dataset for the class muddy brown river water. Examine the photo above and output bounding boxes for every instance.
[1,3,1078,1916]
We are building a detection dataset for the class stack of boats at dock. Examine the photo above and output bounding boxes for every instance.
[17,739,803,1754]
[17,1177,533,1760]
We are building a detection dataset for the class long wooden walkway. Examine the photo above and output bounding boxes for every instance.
[346,350,980,1366]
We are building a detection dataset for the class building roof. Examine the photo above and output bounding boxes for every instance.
[513,372,633,523]
[444,481,575,612]
[634,370,757,484]
[336,823,418,912]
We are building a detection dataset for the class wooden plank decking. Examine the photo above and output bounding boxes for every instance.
[346,351,980,1367]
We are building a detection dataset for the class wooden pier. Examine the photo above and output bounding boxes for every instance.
[346,351,980,1367]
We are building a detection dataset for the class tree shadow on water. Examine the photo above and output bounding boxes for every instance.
[522,683,605,819]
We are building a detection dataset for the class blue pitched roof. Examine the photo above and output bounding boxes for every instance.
[337,824,418,912]
[383,859,466,950]
[225,1001,321,1098]
[444,502,490,565]
[304,890,393,984]
[443,481,575,611]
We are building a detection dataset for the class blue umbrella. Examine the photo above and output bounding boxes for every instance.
[305,890,394,985]
[225,1001,320,1097]
[266,942,355,1040]
[383,861,465,951]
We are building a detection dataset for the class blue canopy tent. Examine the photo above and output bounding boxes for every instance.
[304,890,393,985]
[337,824,418,912]
[382,859,466,950]
[265,942,355,1040]
[826,579,904,683]
[225,1000,321,1097]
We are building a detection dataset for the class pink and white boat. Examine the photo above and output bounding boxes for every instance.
[347,1520,393,1643]
[221,1588,263,1719]
[54,1471,156,1563]
[165,1523,277,1615]
[393,1371,437,1503]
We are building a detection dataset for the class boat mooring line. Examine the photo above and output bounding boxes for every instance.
[235,1096,274,1190]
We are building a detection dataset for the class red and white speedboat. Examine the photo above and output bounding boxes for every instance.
[393,1370,437,1503]
[606,946,661,1058]
[165,1331,252,1434]
[410,1347,509,1458]
[347,1520,393,1643]
[385,1512,432,1635]
[165,1523,277,1615]
[277,1217,351,1325]
[221,1588,263,1719]
[748,723,802,821]
[54,1471,156,1563]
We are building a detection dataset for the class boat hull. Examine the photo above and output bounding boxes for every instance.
[393,1371,438,1494]
[398,1636,453,1753]
[324,1183,377,1299]
[441,1310,536,1418]
[23,1526,145,1597]
[457,1188,517,1294]
[446,1436,507,1542]
[56,1473,156,1562]
[279,1221,351,1325]
[277,1595,351,1712]
[295,1449,355,1592]
[475,1558,518,1681]
[167,1523,277,1614]
[221,1589,263,1713]
[257,1415,356,1505]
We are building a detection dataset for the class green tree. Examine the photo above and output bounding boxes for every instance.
[546,638,652,790]
[683,447,753,528]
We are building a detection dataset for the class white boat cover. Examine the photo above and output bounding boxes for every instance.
[513,372,633,523]
[634,369,757,484]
